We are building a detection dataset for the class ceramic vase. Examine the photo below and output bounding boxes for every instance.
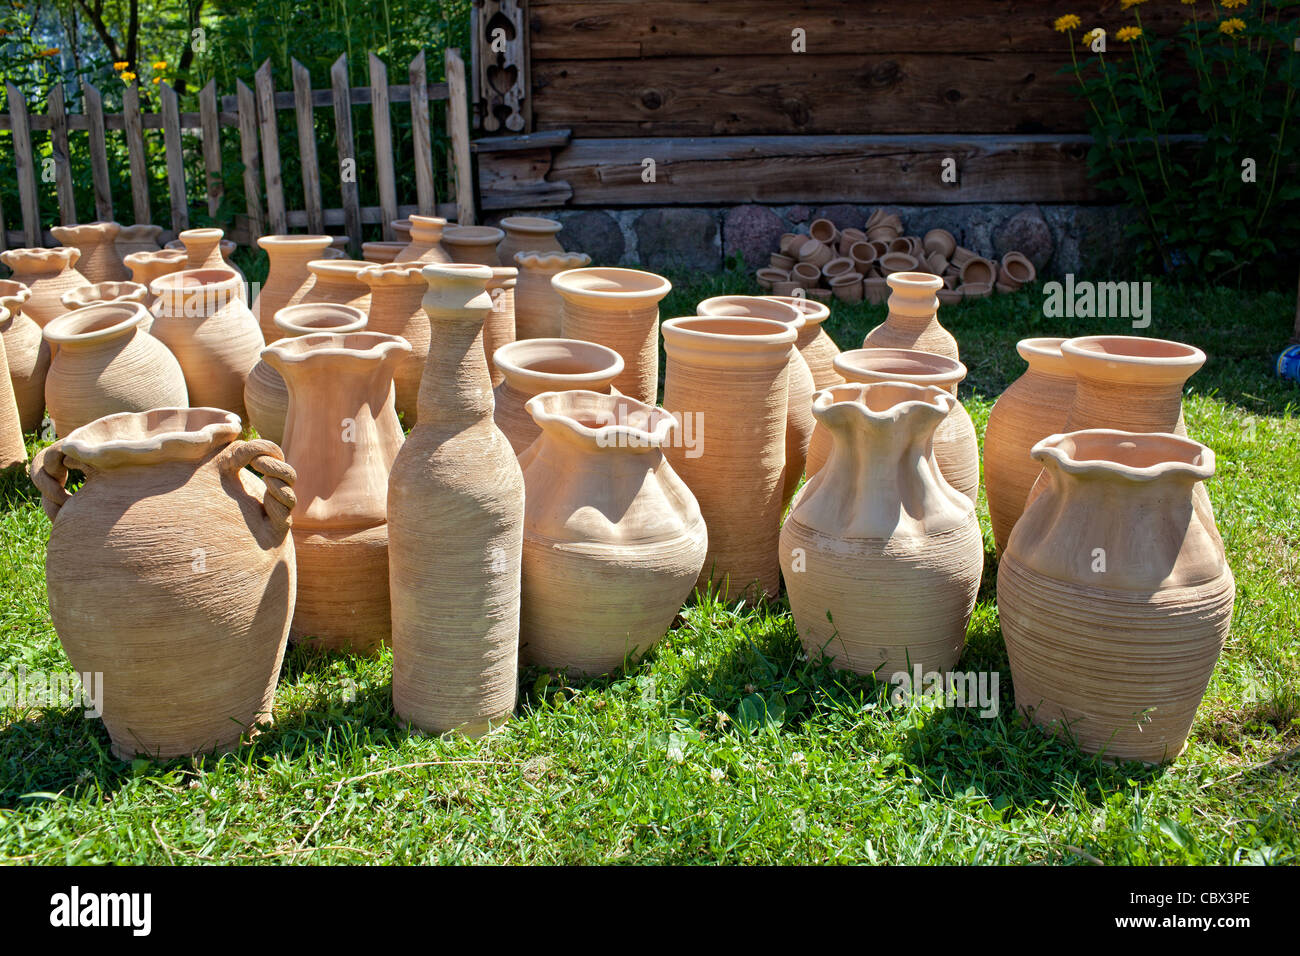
[254,235,335,340]
[553,267,672,406]
[51,222,129,283]
[484,266,518,387]
[388,263,524,736]
[497,216,564,265]
[31,409,296,759]
[862,272,958,362]
[124,249,188,309]
[492,338,624,455]
[0,313,25,469]
[358,262,430,425]
[0,281,49,433]
[662,315,795,598]
[781,382,983,675]
[114,224,164,261]
[262,331,410,653]
[0,247,91,327]
[998,429,1235,763]
[441,225,504,266]
[983,338,1076,554]
[513,251,591,340]
[762,296,842,390]
[149,269,264,421]
[518,389,708,674]
[393,215,452,264]
[174,229,247,300]
[296,259,373,314]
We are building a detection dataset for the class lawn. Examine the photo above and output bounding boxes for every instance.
[1,271,1297,864]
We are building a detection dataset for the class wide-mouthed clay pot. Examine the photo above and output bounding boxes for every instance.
[31,409,297,759]
[484,266,518,388]
[923,229,956,258]
[0,247,92,327]
[388,263,524,737]
[173,229,247,300]
[998,429,1235,763]
[518,389,708,674]
[362,241,408,264]
[998,251,1036,289]
[553,267,672,406]
[393,215,452,264]
[244,303,367,446]
[43,302,188,437]
[983,338,1075,555]
[662,315,796,599]
[497,216,564,264]
[114,223,164,262]
[781,382,983,675]
[862,272,958,362]
[295,259,373,314]
[358,261,431,425]
[761,295,842,390]
[513,252,591,340]
[441,225,505,266]
[0,310,25,469]
[492,337,624,454]
[0,281,49,433]
[61,281,148,315]
[391,219,413,243]
[124,249,187,309]
[262,331,410,653]
[254,235,335,340]
[51,222,129,283]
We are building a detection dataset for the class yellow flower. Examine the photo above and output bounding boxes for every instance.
[1082,27,1105,47]
[113,61,128,71]
[1120,0,1147,8]
[1117,26,1143,42]
[151,60,167,69]
[1054,14,1081,32]
[120,71,137,82]
[152,76,162,84]
[1219,17,1246,34]
[1180,0,1196,5]
[1220,0,1248,7]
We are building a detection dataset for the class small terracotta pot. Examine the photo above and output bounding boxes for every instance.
[51,222,128,283]
[0,247,91,327]
[887,237,912,255]
[394,215,451,264]
[755,268,789,291]
[297,259,372,313]
[960,257,996,287]
[513,251,592,340]
[807,288,833,303]
[0,281,48,432]
[926,251,949,275]
[484,266,518,388]
[849,242,876,275]
[950,246,976,268]
[772,281,801,297]
[822,257,855,282]
[779,234,803,257]
[878,252,918,275]
[796,238,833,268]
[995,281,1019,295]
[866,224,901,243]
[791,261,821,288]
[497,216,564,265]
[863,272,957,361]
[441,225,505,266]
[254,235,335,340]
[863,276,890,304]
[998,251,1037,288]
[492,337,624,454]
[936,287,964,307]
[809,218,839,246]
[923,229,956,259]
[769,253,796,272]
[868,239,890,259]
[942,272,959,289]
[830,273,864,303]
[961,282,993,300]
[361,241,407,264]
[115,224,164,263]
[838,228,867,257]
[123,249,187,309]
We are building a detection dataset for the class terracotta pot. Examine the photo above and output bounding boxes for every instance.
[998,429,1235,763]
[0,281,48,432]
[821,257,855,282]
[114,223,164,262]
[263,330,410,653]
[492,337,623,454]
[394,215,452,264]
[838,228,867,257]
[887,237,912,255]
[484,266,518,388]
[999,251,1037,288]
[174,229,247,300]
[809,218,839,246]
[830,273,863,304]
[791,262,821,289]
[923,229,956,258]
[0,247,91,327]
[755,268,789,291]
[441,225,505,266]
[862,272,958,361]
[807,288,832,303]
[762,295,841,390]
[868,239,890,259]
[697,295,814,510]
[662,315,795,598]
[878,252,918,275]
[391,219,413,242]
[771,281,800,297]
[781,381,983,674]
[796,238,833,268]
[123,249,187,309]
[149,268,264,421]
[362,241,407,264]
[517,389,708,673]
[769,253,796,271]
[357,262,429,425]
[389,263,524,736]
[50,222,128,283]
[553,266,672,406]
[497,216,564,265]
[244,303,367,446]
[806,348,979,505]
[950,246,976,268]
[863,276,889,304]
[31,410,296,759]
[61,281,147,311]
[296,259,373,314]
[43,302,188,437]
[936,287,964,307]
[0,309,25,469]
[961,282,993,300]
[849,241,877,275]
[984,338,1075,555]
[254,234,334,340]
[925,251,949,275]
[960,257,997,287]
[513,251,591,340]
[942,271,960,289]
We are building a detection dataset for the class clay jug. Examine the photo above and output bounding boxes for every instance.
[0,310,25,469]
[150,268,264,421]
[662,315,795,599]
[696,295,814,510]
[441,225,504,266]
[254,234,334,339]
[388,263,525,736]
[244,303,367,446]
[0,281,49,433]
[862,272,958,362]
[0,247,91,326]
[174,228,247,300]
[114,223,164,261]
[781,382,983,675]
[763,295,843,390]
[513,251,591,340]
[51,222,128,283]
[984,337,1076,554]
[497,216,564,265]
[492,338,624,454]
[44,302,188,437]
[518,389,708,674]
[998,429,1235,763]
[30,410,297,759]
[124,249,187,309]
[296,259,372,314]
[806,348,980,505]
[554,267,673,406]
[358,262,430,426]
[262,331,410,653]
[393,215,451,264]
[484,266,518,388]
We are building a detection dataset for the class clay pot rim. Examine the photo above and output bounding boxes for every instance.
[822,257,856,278]
[828,272,863,288]
[1001,251,1036,283]
[408,214,447,227]
[442,225,505,244]
[422,262,494,284]
[1062,335,1206,373]
[51,221,122,241]
[848,241,876,261]
[809,219,838,242]
[261,329,413,367]
[791,262,821,280]
[879,253,920,273]
[0,246,81,269]
[835,347,967,386]
[755,267,791,283]
[257,234,334,251]
[43,301,148,344]
[486,266,519,288]
[1015,337,1071,375]
[697,294,801,325]
[59,407,242,471]
[116,223,164,239]
[761,295,831,326]
[514,251,592,271]
[499,215,563,235]
[551,266,672,302]
[123,248,187,269]
[961,282,994,295]
[493,337,625,392]
[662,316,798,355]
[168,237,237,258]
[812,380,955,426]
[1032,428,1215,483]
[357,261,427,285]
[61,281,148,308]
[274,303,368,336]
[151,267,242,297]
[525,388,677,448]
[886,271,944,293]
[960,258,997,284]
[0,280,32,310]
[178,227,224,242]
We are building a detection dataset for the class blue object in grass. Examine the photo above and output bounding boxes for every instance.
[1277,345,1300,382]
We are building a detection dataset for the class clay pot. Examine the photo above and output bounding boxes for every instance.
[31,409,297,759]
[923,228,956,258]
[822,257,855,282]
[779,234,803,257]
[0,247,92,326]
[297,259,372,314]
[950,247,976,268]
[862,272,958,362]
[0,310,24,469]
[357,262,430,425]
[936,287,964,307]
[244,303,367,446]
[755,268,789,291]
[391,219,413,242]
[830,273,864,303]
[697,295,814,510]
[61,281,148,311]
[849,242,876,275]
[983,338,1075,555]
[513,251,592,340]
[769,253,796,271]
[114,224,164,262]
[51,222,128,283]
[173,229,247,300]
[791,262,821,289]
[254,235,335,340]
[553,267,672,406]
[263,330,410,653]
[441,225,505,266]
[518,389,708,674]
[484,266,518,388]
[838,228,867,257]
[809,218,839,246]
[878,252,918,275]
[771,280,801,297]
[806,348,979,505]
[887,237,912,255]
[394,214,452,264]
[492,337,624,454]
[362,241,407,264]
[389,263,524,736]
[925,252,948,275]
[961,282,993,300]
[807,288,832,303]
[497,216,564,264]
[998,251,1036,289]
[43,302,188,438]
[781,382,983,674]
[0,281,48,432]
[960,257,997,287]
[995,281,1018,295]
[123,249,187,309]
[868,239,890,259]
[662,315,796,599]
[762,295,841,390]
[863,276,889,304]
[998,429,1235,763]
[149,268,264,421]
[796,238,832,268]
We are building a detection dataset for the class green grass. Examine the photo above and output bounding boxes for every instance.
[2,273,1298,864]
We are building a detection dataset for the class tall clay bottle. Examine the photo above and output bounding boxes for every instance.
[393,215,451,264]
[862,272,958,362]
[388,263,524,736]
[0,281,49,433]
[483,266,518,387]
[254,234,334,339]
[358,262,431,425]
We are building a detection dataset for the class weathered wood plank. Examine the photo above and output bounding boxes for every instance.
[255,61,287,235]
[47,84,77,224]
[477,146,572,209]
[471,128,571,154]
[330,54,363,250]
[369,54,399,241]
[199,80,224,217]
[291,58,325,233]
[80,81,114,221]
[281,201,460,230]
[159,82,189,232]
[445,48,476,225]
[5,83,42,247]
[409,51,437,215]
[122,84,152,224]
[0,111,238,132]
[236,79,265,239]
[218,83,448,113]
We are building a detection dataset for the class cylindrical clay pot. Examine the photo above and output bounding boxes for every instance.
[492,338,624,455]
[0,247,92,327]
[497,216,564,265]
[31,409,297,760]
[0,281,49,433]
[394,215,451,264]
[484,266,518,388]
[51,222,129,283]
[254,235,335,340]
[295,259,373,314]
[358,262,432,426]
[441,225,505,266]
[762,295,842,390]
[513,252,591,340]
[862,271,959,362]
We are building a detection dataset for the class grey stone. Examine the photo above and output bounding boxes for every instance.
[558,210,625,264]
[993,206,1055,272]
[787,204,812,224]
[633,208,719,271]
[723,204,786,270]
[813,204,868,233]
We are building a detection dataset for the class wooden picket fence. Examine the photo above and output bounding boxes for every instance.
[0,48,475,254]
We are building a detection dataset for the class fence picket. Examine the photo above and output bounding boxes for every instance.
[409,51,436,215]
[445,49,475,226]
[5,83,42,247]
[368,54,399,241]
[160,83,189,232]
[80,81,114,222]
[331,54,363,251]
[291,59,325,234]
[47,84,77,225]
[255,61,288,235]
[122,84,152,224]
[199,80,224,218]
[236,79,265,240]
